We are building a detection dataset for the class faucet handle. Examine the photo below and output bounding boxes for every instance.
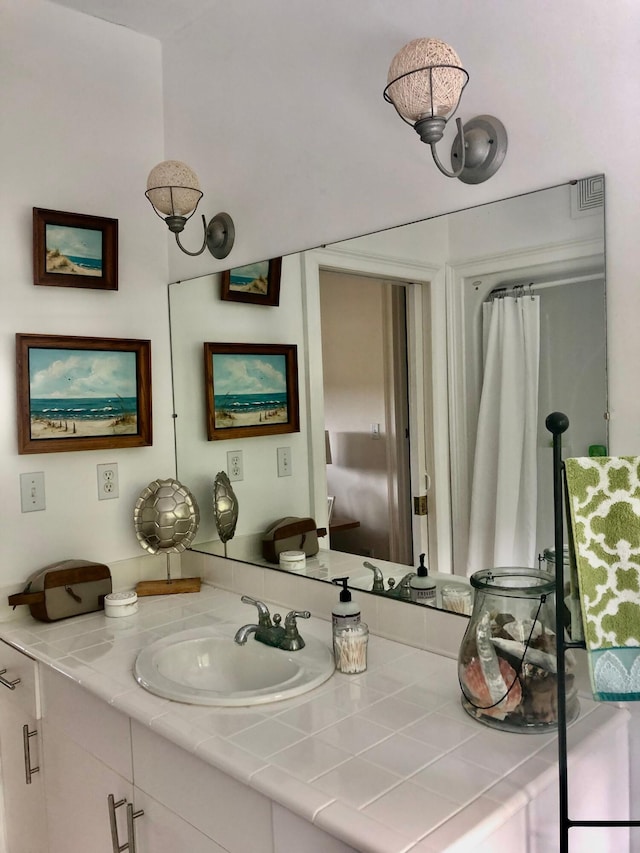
[280,610,310,651]
[240,595,272,626]
[285,609,310,626]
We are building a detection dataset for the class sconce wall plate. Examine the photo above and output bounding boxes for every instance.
[450,115,508,185]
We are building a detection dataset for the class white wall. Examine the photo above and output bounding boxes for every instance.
[0,0,172,586]
[159,0,640,461]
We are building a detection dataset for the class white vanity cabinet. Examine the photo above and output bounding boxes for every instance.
[41,668,268,853]
[0,640,47,853]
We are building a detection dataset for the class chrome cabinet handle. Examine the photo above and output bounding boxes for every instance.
[0,669,21,690]
[107,794,144,852]
[108,794,126,853]
[22,724,39,784]
[126,802,144,853]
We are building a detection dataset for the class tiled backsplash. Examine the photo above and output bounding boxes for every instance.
[182,551,469,659]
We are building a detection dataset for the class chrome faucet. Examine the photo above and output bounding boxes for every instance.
[234,596,310,650]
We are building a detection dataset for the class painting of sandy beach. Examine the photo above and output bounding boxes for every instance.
[45,223,103,276]
[220,257,282,306]
[33,208,118,291]
[17,334,152,454]
[204,342,299,440]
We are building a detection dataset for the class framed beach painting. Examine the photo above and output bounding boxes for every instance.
[220,257,282,306]
[33,208,118,290]
[203,342,299,440]
[16,334,152,454]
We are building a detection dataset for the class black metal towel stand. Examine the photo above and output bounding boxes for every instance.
[545,411,640,851]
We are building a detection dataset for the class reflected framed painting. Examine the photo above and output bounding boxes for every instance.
[203,342,299,440]
[16,333,152,454]
[33,207,118,290]
[220,257,282,306]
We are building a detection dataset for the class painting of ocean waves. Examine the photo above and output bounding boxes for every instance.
[214,392,288,427]
[31,396,136,422]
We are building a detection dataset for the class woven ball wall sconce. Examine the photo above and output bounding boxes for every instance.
[384,38,507,184]
[145,160,235,259]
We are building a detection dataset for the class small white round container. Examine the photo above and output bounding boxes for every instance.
[279,550,306,572]
[104,591,139,618]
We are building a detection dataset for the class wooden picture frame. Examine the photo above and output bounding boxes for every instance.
[16,333,152,454]
[220,257,282,306]
[204,342,299,440]
[33,208,118,291]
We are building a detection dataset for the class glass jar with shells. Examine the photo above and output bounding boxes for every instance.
[458,567,579,733]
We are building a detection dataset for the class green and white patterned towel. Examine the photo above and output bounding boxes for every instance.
[565,456,640,701]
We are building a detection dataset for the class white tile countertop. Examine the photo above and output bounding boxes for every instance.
[0,583,629,853]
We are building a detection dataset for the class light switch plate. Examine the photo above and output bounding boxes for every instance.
[277,447,292,477]
[20,472,46,512]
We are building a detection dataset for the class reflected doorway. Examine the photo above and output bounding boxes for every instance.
[319,270,413,564]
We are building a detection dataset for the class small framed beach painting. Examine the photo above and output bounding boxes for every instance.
[33,208,118,290]
[203,342,299,440]
[16,334,152,454]
[220,257,282,306]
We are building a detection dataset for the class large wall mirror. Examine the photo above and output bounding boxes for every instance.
[169,175,607,611]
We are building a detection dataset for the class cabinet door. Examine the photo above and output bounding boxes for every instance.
[43,720,133,853]
[133,789,228,853]
[0,703,47,853]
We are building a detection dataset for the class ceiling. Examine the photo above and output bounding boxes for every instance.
[47,0,216,40]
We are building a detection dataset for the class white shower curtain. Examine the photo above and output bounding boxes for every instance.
[466,294,540,577]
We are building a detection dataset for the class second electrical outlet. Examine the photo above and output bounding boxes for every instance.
[97,463,119,500]
[227,450,244,482]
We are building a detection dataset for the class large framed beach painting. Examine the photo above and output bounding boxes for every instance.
[16,334,152,454]
[220,257,282,306]
[33,208,118,290]
[203,342,299,440]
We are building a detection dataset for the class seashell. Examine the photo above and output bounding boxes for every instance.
[502,618,544,644]
[462,656,522,719]
[491,637,557,673]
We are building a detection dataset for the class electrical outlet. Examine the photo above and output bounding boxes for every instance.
[20,472,46,512]
[277,446,292,477]
[97,463,119,500]
[227,450,244,482]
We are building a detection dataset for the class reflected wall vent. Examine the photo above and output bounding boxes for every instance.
[571,175,604,218]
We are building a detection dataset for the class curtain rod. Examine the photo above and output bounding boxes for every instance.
[489,272,603,299]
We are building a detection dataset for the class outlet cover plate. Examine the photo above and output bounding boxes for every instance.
[97,463,119,500]
[227,450,244,482]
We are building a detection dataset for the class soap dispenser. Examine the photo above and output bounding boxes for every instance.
[331,577,368,673]
[409,553,436,606]
[331,577,361,627]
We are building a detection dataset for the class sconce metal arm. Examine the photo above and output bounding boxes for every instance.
[430,117,466,178]
[174,215,208,256]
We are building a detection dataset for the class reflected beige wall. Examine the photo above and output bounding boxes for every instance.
[320,271,390,559]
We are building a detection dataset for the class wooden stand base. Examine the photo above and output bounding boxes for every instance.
[135,577,201,596]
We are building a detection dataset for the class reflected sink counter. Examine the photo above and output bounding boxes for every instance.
[0,584,629,853]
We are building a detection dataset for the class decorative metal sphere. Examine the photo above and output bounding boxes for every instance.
[134,477,200,554]
[146,160,202,217]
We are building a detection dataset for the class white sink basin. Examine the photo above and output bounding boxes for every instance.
[134,627,335,706]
